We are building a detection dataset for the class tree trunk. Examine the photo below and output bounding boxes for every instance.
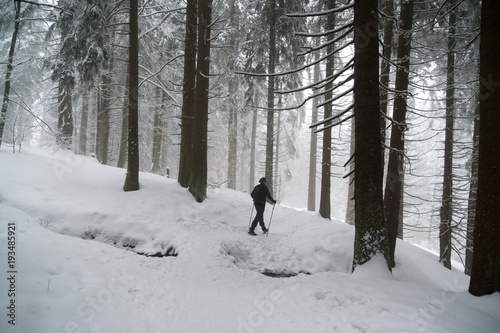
[319,0,336,220]
[265,0,277,193]
[178,0,198,188]
[468,0,500,296]
[465,100,479,276]
[123,0,140,192]
[151,86,163,174]
[249,107,257,192]
[226,0,238,190]
[227,102,237,189]
[57,78,74,148]
[0,1,21,147]
[439,6,456,270]
[87,90,97,155]
[307,44,320,212]
[189,0,212,202]
[275,95,282,200]
[78,93,89,155]
[161,90,170,176]
[307,51,320,212]
[352,0,391,272]
[383,0,414,268]
[117,72,129,168]
[380,0,395,155]
[345,117,355,225]
[96,58,112,164]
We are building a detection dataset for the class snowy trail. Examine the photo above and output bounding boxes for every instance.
[142,211,370,333]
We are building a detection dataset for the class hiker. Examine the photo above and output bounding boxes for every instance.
[249,177,276,235]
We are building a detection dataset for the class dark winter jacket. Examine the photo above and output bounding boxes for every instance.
[251,183,275,205]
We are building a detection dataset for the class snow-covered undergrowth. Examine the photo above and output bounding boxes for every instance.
[0,147,499,333]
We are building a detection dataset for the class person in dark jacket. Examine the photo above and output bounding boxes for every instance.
[249,177,276,235]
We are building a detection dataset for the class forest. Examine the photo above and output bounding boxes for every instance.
[0,0,499,298]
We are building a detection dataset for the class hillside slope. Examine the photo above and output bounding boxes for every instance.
[0,147,498,333]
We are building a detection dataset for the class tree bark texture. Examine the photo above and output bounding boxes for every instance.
[353,0,392,272]
[383,0,414,268]
[465,101,479,276]
[379,0,395,153]
[319,0,336,220]
[178,0,198,188]
[265,0,277,193]
[189,0,212,202]
[345,117,355,225]
[439,6,456,270]
[123,0,140,191]
[468,0,500,296]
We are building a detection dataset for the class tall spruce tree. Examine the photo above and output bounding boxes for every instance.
[439,2,457,270]
[189,0,212,202]
[468,0,500,296]
[178,0,197,188]
[352,0,391,271]
[318,0,336,220]
[307,43,321,212]
[264,0,277,191]
[123,0,140,191]
[383,0,414,268]
[0,0,21,147]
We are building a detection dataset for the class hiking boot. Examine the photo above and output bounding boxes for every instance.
[248,230,257,236]
[262,228,268,234]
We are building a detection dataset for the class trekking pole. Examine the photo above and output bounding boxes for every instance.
[248,204,254,230]
[266,203,276,237]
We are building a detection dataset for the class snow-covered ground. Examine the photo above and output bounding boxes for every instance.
[0,147,498,333]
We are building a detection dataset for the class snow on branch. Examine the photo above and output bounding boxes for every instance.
[286,3,354,18]
[310,103,353,130]
[236,39,353,79]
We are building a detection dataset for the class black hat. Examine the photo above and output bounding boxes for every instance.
[259,177,267,184]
